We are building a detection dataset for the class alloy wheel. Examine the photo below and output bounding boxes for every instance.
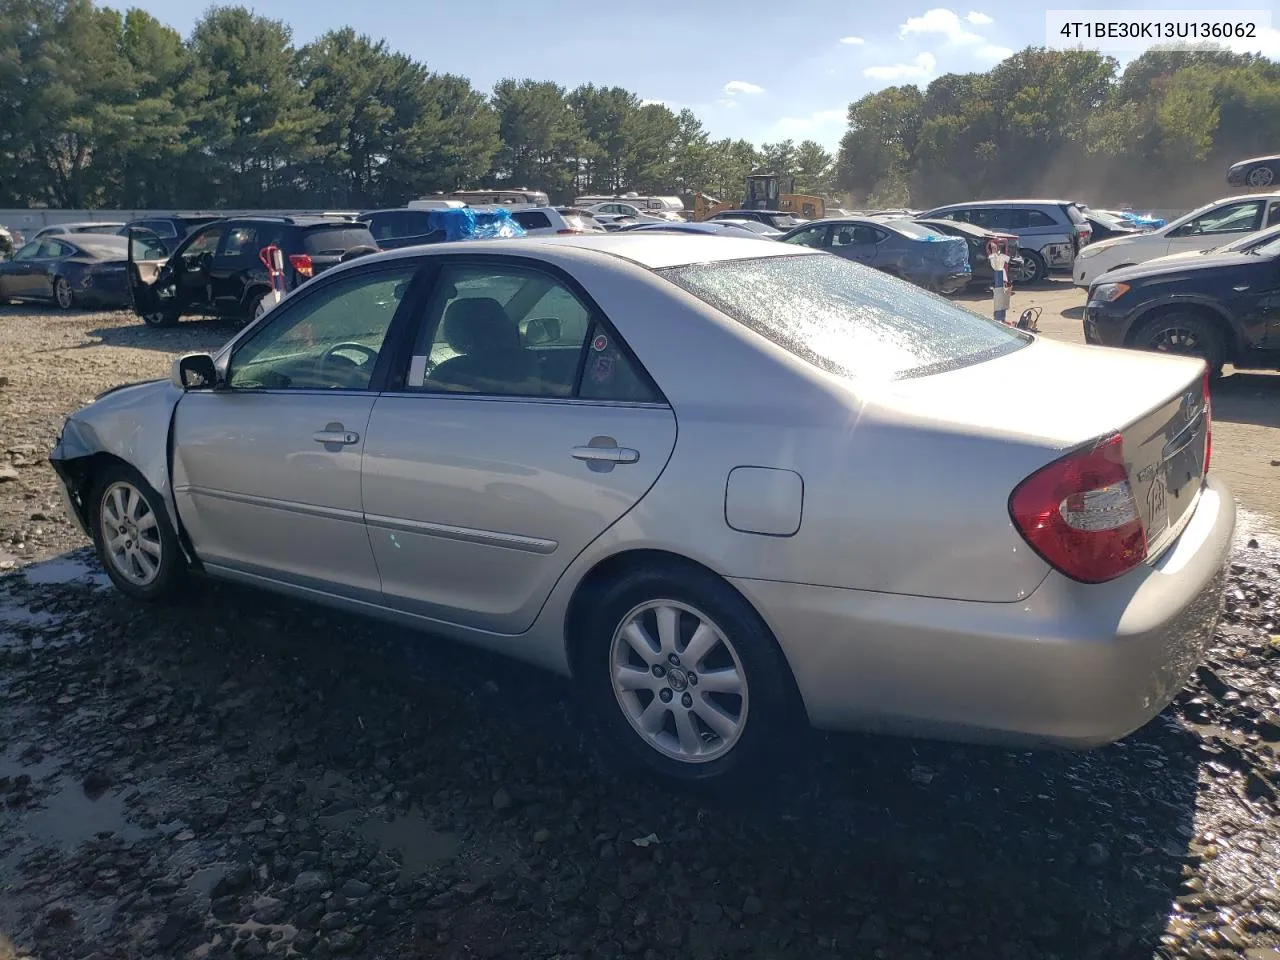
[54,277,72,309]
[99,481,163,586]
[1246,166,1275,187]
[609,599,749,764]
[1147,325,1206,359]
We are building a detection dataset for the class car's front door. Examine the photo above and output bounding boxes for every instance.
[1165,199,1266,256]
[210,221,282,316]
[361,258,678,634]
[172,223,227,311]
[2,241,55,298]
[170,261,421,597]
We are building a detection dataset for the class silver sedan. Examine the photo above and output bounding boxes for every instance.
[50,234,1234,782]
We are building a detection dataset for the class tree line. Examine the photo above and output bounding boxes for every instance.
[1,0,1277,212]
[840,48,1280,209]
[0,0,836,210]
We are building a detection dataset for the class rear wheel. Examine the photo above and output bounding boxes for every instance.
[53,276,74,310]
[90,463,186,601]
[581,564,797,783]
[1011,249,1046,285]
[1131,311,1226,379]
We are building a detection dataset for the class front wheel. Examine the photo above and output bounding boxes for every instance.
[582,565,797,783]
[142,308,179,328]
[1131,311,1226,379]
[1010,249,1046,285]
[91,464,186,601]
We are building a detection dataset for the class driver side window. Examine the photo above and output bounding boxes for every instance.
[227,266,416,391]
[184,226,225,257]
[1175,201,1263,237]
[781,225,828,248]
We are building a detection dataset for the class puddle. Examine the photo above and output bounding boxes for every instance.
[319,805,460,881]
[0,747,155,868]
[19,555,110,588]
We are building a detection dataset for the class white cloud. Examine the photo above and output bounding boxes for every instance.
[966,11,992,25]
[975,42,1013,62]
[772,107,848,138]
[723,80,764,95]
[717,98,739,109]
[864,52,937,81]
[900,8,982,45]
[839,35,865,45]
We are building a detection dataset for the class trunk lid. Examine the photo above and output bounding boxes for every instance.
[870,337,1209,558]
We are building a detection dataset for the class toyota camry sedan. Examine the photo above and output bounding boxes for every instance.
[50,234,1233,782]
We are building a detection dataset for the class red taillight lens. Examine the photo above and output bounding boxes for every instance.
[1202,368,1212,474]
[556,228,576,234]
[1009,433,1147,584]
[289,254,313,278]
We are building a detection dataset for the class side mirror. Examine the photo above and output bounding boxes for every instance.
[523,317,561,345]
[171,353,219,390]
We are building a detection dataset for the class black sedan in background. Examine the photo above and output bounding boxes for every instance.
[0,234,168,309]
[1082,211,1145,242]
[1084,228,1280,377]
[1227,154,1280,189]
[913,217,1023,287]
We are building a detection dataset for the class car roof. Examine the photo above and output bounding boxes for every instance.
[926,199,1073,209]
[42,222,123,230]
[342,233,808,271]
[231,216,361,228]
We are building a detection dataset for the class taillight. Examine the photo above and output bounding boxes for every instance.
[289,254,313,278]
[1009,433,1147,584]
[556,228,577,235]
[1202,368,1212,474]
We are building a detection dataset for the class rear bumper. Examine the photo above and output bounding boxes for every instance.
[731,474,1235,748]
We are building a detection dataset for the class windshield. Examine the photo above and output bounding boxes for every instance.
[657,253,1028,382]
[1250,233,1280,258]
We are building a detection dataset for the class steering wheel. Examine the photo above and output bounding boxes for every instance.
[320,342,379,368]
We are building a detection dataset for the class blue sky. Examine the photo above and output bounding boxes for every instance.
[130,1,1279,151]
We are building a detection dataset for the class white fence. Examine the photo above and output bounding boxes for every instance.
[0,208,360,233]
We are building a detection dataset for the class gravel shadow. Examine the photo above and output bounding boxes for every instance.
[0,557,1208,959]
[1213,372,1280,429]
[79,318,242,355]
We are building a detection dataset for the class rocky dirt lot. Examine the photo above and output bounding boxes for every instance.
[2,291,1280,960]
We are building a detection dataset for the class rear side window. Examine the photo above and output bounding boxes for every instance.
[301,227,376,254]
[513,211,552,230]
[1026,210,1059,227]
[658,253,1028,382]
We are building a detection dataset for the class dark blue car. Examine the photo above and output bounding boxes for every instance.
[778,217,972,294]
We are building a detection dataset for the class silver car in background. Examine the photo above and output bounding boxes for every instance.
[50,234,1233,782]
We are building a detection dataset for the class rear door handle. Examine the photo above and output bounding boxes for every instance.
[571,445,639,464]
[313,429,359,445]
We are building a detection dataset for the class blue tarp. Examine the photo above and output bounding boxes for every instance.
[1117,211,1166,229]
[427,206,526,241]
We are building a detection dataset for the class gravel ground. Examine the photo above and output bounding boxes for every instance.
[3,300,1280,960]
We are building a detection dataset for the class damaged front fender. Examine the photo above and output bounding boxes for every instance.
[49,379,191,559]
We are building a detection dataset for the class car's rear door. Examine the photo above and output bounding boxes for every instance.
[170,260,423,597]
[360,256,677,634]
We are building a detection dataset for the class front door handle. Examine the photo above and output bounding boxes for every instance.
[313,428,359,445]
[571,446,639,464]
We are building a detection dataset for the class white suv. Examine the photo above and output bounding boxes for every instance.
[1073,192,1280,287]
[508,206,606,236]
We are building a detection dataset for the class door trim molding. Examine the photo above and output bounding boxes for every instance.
[364,513,558,554]
[175,485,365,524]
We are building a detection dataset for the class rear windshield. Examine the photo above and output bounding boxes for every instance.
[301,227,375,254]
[888,220,941,239]
[657,253,1028,381]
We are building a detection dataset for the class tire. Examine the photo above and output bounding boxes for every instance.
[1011,249,1046,285]
[247,291,270,322]
[142,308,179,328]
[53,275,74,310]
[1246,165,1275,188]
[1131,311,1226,379]
[580,563,798,783]
[90,463,186,602]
